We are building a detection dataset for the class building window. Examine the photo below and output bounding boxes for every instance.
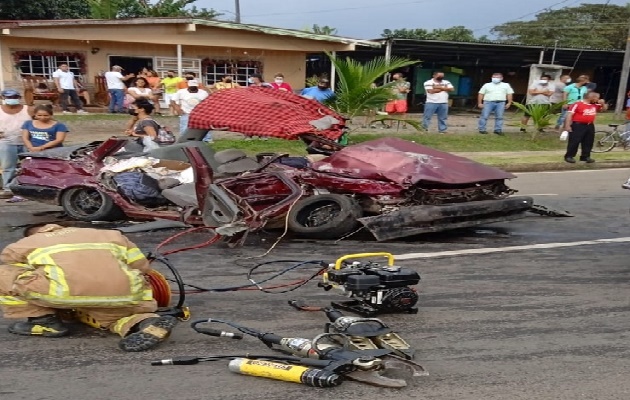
[202,59,263,86]
[12,51,86,79]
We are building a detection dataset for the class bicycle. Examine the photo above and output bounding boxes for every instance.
[592,123,630,153]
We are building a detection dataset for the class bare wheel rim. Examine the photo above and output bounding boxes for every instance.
[68,188,105,217]
[592,131,616,153]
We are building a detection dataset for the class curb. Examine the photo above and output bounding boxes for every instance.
[497,161,630,173]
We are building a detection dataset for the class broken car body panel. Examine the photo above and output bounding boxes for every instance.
[11,90,534,242]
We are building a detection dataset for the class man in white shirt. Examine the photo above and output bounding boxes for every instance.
[53,63,87,114]
[477,73,514,135]
[104,65,134,113]
[520,74,555,133]
[170,80,209,137]
[423,71,454,133]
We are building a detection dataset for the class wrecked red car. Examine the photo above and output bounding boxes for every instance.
[9,88,533,241]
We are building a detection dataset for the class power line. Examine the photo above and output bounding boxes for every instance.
[471,0,581,32]
[243,0,433,18]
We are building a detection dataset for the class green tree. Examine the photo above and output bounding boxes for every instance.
[324,53,418,122]
[89,0,220,19]
[491,3,630,49]
[0,0,91,19]
[310,24,338,36]
[381,26,477,41]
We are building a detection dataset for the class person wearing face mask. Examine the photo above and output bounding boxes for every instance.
[423,71,454,134]
[300,79,335,103]
[170,80,209,136]
[563,75,589,113]
[0,89,32,200]
[477,73,514,135]
[213,74,241,91]
[161,70,184,115]
[552,75,572,129]
[563,91,607,164]
[520,74,555,133]
[248,74,272,88]
[270,73,293,92]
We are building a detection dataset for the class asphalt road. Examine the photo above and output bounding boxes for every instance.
[1,168,630,400]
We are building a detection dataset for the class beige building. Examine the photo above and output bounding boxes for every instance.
[0,17,378,96]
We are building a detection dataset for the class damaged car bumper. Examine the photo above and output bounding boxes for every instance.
[358,196,534,241]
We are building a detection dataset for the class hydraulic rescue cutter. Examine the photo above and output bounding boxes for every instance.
[187,318,427,388]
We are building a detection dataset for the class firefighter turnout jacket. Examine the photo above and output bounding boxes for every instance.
[0,225,154,308]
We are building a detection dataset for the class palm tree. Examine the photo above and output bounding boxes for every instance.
[324,53,418,125]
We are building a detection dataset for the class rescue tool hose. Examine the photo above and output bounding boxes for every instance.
[166,260,326,293]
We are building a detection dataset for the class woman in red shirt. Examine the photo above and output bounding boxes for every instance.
[563,92,607,164]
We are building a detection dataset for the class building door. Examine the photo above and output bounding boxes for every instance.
[108,56,154,77]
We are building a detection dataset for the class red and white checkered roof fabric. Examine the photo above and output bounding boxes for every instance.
[187,87,346,140]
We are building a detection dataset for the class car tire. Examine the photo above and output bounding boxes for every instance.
[287,194,363,239]
[61,187,123,222]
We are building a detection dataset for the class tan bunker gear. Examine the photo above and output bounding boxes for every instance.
[0,224,160,337]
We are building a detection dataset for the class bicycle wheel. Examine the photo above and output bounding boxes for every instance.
[592,130,616,153]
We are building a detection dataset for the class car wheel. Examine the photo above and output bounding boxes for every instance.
[61,187,123,222]
[287,194,363,239]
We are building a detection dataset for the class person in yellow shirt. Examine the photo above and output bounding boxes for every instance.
[160,70,184,116]
[213,75,241,91]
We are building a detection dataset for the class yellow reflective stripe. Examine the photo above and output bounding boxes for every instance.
[0,296,29,306]
[126,247,145,264]
[43,263,69,298]
[23,243,152,306]
[112,315,138,335]
[22,292,151,307]
[10,263,31,268]
[27,243,128,265]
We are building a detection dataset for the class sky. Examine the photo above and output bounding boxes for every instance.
[197,0,629,39]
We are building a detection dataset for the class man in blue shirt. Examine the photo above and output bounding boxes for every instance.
[300,79,334,103]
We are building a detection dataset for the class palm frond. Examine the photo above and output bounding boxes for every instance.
[325,53,418,119]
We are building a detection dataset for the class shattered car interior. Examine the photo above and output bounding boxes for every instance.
[10,88,534,243]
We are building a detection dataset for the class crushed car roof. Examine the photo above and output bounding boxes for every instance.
[188,87,346,140]
[311,137,516,185]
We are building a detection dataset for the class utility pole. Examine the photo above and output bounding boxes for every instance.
[234,0,241,23]
[614,23,630,118]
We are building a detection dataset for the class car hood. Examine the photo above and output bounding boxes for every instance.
[310,137,515,186]
[187,87,346,140]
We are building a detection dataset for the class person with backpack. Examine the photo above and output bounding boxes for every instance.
[124,100,174,151]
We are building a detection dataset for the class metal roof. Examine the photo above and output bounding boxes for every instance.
[376,38,624,52]
[0,17,381,48]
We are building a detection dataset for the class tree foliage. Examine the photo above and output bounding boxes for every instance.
[0,0,91,19]
[324,53,417,120]
[92,0,220,19]
[310,24,338,36]
[382,26,477,41]
[0,0,219,20]
[491,3,630,49]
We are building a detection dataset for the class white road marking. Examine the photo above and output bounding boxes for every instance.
[394,237,630,260]
[516,168,627,176]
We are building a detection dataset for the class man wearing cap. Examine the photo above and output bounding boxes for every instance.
[170,79,209,136]
[52,63,88,114]
[0,89,32,200]
[105,65,135,113]
[300,79,334,103]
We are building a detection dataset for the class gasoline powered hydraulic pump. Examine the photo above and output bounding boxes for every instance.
[319,253,420,317]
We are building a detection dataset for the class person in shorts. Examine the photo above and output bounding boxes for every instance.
[384,73,410,128]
